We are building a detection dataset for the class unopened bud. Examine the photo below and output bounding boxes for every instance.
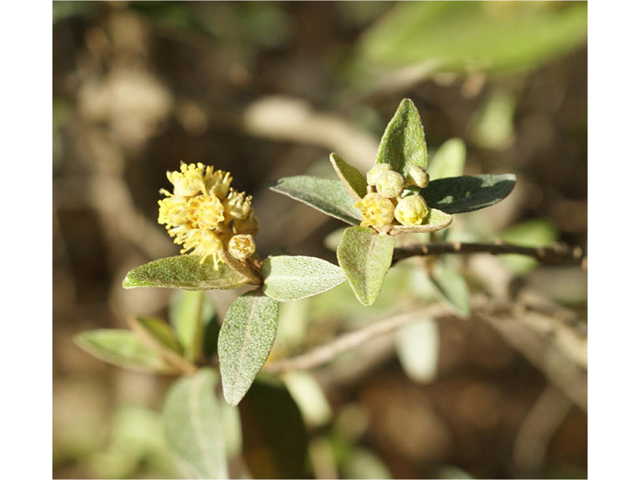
[376,171,405,198]
[366,164,392,186]
[408,165,429,188]
[394,194,428,226]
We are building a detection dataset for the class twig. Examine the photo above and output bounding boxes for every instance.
[264,298,490,374]
[511,384,574,478]
[392,241,587,269]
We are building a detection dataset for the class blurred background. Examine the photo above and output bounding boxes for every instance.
[53,1,587,479]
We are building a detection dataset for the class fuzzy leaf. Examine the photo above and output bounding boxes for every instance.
[163,368,228,479]
[422,174,516,214]
[123,255,249,291]
[74,330,172,373]
[337,226,396,306]
[330,153,368,199]
[263,255,347,302]
[218,291,280,406]
[376,98,428,177]
[268,176,362,225]
[390,207,453,235]
[128,316,196,373]
[239,374,309,479]
[427,138,466,180]
[430,262,471,318]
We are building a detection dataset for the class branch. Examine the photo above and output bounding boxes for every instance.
[264,298,490,374]
[392,241,587,269]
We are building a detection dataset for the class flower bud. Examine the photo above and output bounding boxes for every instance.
[366,164,392,186]
[232,214,260,236]
[228,234,256,260]
[407,165,429,188]
[394,194,428,226]
[375,171,405,198]
[354,192,395,227]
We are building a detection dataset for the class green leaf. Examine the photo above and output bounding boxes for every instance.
[337,226,396,306]
[421,174,516,214]
[169,291,217,363]
[281,371,333,427]
[268,176,363,225]
[395,318,440,384]
[162,368,228,479]
[74,330,171,373]
[127,316,196,374]
[262,255,347,302]
[218,290,280,406]
[239,374,309,479]
[123,255,249,290]
[427,138,466,180]
[390,207,453,235]
[358,1,587,75]
[430,262,471,318]
[343,447,392,480]
[330,153,368,199]
[375,98,428,177]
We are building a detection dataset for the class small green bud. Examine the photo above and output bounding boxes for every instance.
[408,165,429,188]
[375,171,405,198]
[394,194,428,226]
[366,164,392,186]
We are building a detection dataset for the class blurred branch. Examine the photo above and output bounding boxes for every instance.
[393,241,587,269]
[264,297,491,374]
[511,384,574,478]
[266,293,587,414]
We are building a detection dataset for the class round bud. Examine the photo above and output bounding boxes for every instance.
[366,164,392,186]
[354,193,395,228]
[394,194,429,226]
[375,171,405,198]
[408,165,429,188]
[228,234,256,260]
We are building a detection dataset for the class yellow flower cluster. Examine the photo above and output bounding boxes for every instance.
[158,163,259,267]
[355,164,430,229]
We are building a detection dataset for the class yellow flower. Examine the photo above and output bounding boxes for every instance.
[158,163,259,268]
[354,193,395,228]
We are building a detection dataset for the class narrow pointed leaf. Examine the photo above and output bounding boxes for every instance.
[268,176,363,225]
[427,138,466,180]
[376,98,428,176]
[430,262,471,318]
[128,316,197,373]
[330,153,368,199]
[421,173,516,214]
[239,374,309,479]
[337,226,396,306]
[123,255,249,290]
[263,255,347,302]
[218,291,280,406]
[74,330,172,373]
[163,368,228,479]
[390,207,453,235]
